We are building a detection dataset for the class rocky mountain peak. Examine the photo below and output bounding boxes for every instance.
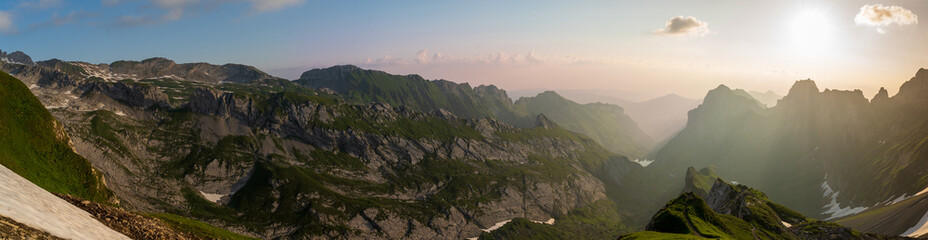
[786,79,820,98]
[535,113,557,129]
[776,79,820,107]
[298,65,364,81]
[698,84,763,113]
[871,87,889,104]
[140,57,175,64]
[894,68,928,103]
[0,50,36,66]
[473,84,512,104]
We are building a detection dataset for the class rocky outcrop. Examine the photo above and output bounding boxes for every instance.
[57,194,208,240]
[871,87,889,105]
[0,214,65,240]
[0,49,36,66]
[681,166,718,198]
[46,80,635,239]
[534,113,556,129]
[78,81,171,108]
[1,61,73,88]
[892,68,928,104]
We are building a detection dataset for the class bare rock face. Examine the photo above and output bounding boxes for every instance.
[534,113,556,129]
[871,87,890,105]
[0,49,36,66]
[78,81,171,108]
[2,51,643,239]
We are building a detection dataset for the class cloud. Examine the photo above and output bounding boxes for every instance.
[855,4,917,33]
[248,0,304,13]
[29,11,99,30]
[654,16,709,36]
[99,0,302,26]
[0,11,15,34]
[19,0,64,9]
[363,50,611,68]
[152,0,197,21]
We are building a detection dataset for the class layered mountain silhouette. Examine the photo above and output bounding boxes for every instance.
[3,48,928,239]
[1,52,652,239]
[650,68,928,236]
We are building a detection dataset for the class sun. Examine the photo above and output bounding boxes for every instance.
[787,9,835,54]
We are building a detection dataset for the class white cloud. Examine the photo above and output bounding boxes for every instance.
[249,0,304,13]
[654,16,709,36]
[855,4,918,26]
[0,11,15,34]
[855,4,918,33]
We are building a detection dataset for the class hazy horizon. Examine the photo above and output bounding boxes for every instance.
[2,0,926,100]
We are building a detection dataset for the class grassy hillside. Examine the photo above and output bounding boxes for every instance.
[0,71,114,203]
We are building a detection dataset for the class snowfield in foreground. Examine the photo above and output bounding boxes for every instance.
[0,165,129,240]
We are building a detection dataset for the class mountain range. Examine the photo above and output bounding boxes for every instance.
[0,52,653,239]
[1,49,926,239]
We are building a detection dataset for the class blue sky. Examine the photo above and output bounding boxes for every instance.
[1,0,926,100]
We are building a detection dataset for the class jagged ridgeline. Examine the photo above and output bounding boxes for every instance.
[0,71,114,203]
[296,65,654,158]
[619,168,906,240]
[651,69,928,221]
[1,56,652,239]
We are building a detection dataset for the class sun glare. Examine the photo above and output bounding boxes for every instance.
[787,9,835,54]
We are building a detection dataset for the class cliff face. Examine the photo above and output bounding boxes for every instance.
[296,66,655,159]
[653,68,928,222]
[3,56,645,239]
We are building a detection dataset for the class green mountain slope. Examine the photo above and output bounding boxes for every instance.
[0,71,114,203]
[296,65,653,158]
[296,65,518,121]
[621,173,903,240]
[514,91,654,159]
[15,70,650,238]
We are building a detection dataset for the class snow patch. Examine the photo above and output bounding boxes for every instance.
[820,181,868,220]
[483,219,512,232]
[1,57,27,65]
[199,191,224,203]
[535,218,555,225]
[0,165,130,240]
[472,217,557,239]
[114,110,126,116]
[781,221,792,228]
[632,159,654,167]
[902,210,928,237]
[915,185,928,197]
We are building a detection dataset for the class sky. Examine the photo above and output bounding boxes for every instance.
[0,0,925,101]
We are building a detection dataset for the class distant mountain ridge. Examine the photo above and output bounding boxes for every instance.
[296,65,655,158]
[651,68,928,235]
[525,89,701,143]
[18,56,275,84]
[1,51,654,239]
